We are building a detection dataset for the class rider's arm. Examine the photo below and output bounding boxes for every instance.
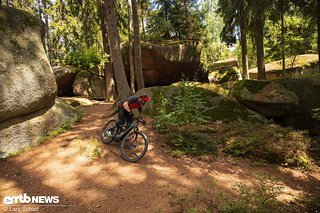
[123,101,131,113]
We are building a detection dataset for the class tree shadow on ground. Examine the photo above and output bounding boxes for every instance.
[1,103,319,212]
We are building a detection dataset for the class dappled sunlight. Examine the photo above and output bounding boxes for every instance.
[186,166,206,176]
[1,103,319,212]
[75,189,104,203]
[155,179,170,187]
[277,186,302,203]
[150,164,178,175]
[0,179,24,195]
[113,166,147,184]
[210,172,248,189]
[147,163,202,188]
[42,176,81,192]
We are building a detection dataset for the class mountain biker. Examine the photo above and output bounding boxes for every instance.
[116,93,151,129]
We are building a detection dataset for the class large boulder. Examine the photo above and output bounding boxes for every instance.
[136,84,261,122]
[89,75,106,100]
[139,42,206,86]
[0,7,77,157]
[72,68,106,100]
[0,98,77,158]
[208,57,240,83]
[274,78,320,135]
[232,80,299,116]
[73,70,91,97]
[53,66,76,96]
[232,79,320,135]
[0,6,57,122]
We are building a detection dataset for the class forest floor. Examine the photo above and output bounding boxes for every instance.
[0,100,320,212]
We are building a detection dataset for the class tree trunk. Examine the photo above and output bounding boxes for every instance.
[42,0,52,64]
[131,0,145,90]
[140,7,145,35]
[281,8,286,77]
[183,0,189,39]
[105,0,130,100]
[128,0,135,93]
[255,15,266,80]
[239,0,249,79]
[317,0,320,72]
[99,0,116,101]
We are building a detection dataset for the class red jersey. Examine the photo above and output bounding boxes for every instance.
[118,96,142,112]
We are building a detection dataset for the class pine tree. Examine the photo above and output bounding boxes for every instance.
[105,0,130,99]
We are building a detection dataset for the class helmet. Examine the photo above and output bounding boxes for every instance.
[140,93,151,102]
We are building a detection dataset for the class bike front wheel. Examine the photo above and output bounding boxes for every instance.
[120,131,148,163]
[100,119,118,144]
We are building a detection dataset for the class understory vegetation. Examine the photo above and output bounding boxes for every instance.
[153,81,318,171]
[169,173,319,212]
[152,82,320,211]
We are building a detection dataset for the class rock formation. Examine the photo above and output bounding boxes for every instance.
[232,79,320,135]
[0,7,77,157]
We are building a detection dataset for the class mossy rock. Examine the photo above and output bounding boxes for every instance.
[273,78,320,113]
[137,83,259,122]
[231,80,299,116]
[77,70,91,79]
[248,54,319,80]
[232,80,270,97]
[272,78,320,135]
[0,6,43,32]
[208,67,239,83]
[72,71,91,97]
[208,58,240,83]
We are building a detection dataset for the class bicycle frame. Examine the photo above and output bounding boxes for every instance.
[101,117,148,163]
[113,121,139,142]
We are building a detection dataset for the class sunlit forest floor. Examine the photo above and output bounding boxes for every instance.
[0,101,319,212]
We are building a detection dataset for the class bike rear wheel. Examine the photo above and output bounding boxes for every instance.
[120,131,148,163]
[100,119,118,144]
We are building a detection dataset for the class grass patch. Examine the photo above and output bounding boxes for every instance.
[146,82,316,170]
[222,121,315,169]
[6,116,80,159]
[154,118,317,170]
[170,174,289,212]
[36,121,73,145]
[75,110,83,123]
[296,191,320,212]
[74,137,102,159]
[218,174,287,213]
[169,131,217,157]
[170,187,215,212]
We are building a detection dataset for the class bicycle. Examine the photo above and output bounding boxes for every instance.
[100,117,148,163]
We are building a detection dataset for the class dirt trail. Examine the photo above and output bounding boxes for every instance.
[0,102,319,212]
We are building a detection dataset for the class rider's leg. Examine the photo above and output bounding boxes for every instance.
[127,112,133,125]
[117,107,126,129]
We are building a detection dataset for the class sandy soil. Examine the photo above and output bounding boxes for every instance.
[0,102,319,212]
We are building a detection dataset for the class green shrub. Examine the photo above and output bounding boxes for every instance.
[154,80,213,156]
[64,48,102,69]
[169,131,217,157]
[155,81,209,129]
[223,121,312,167]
